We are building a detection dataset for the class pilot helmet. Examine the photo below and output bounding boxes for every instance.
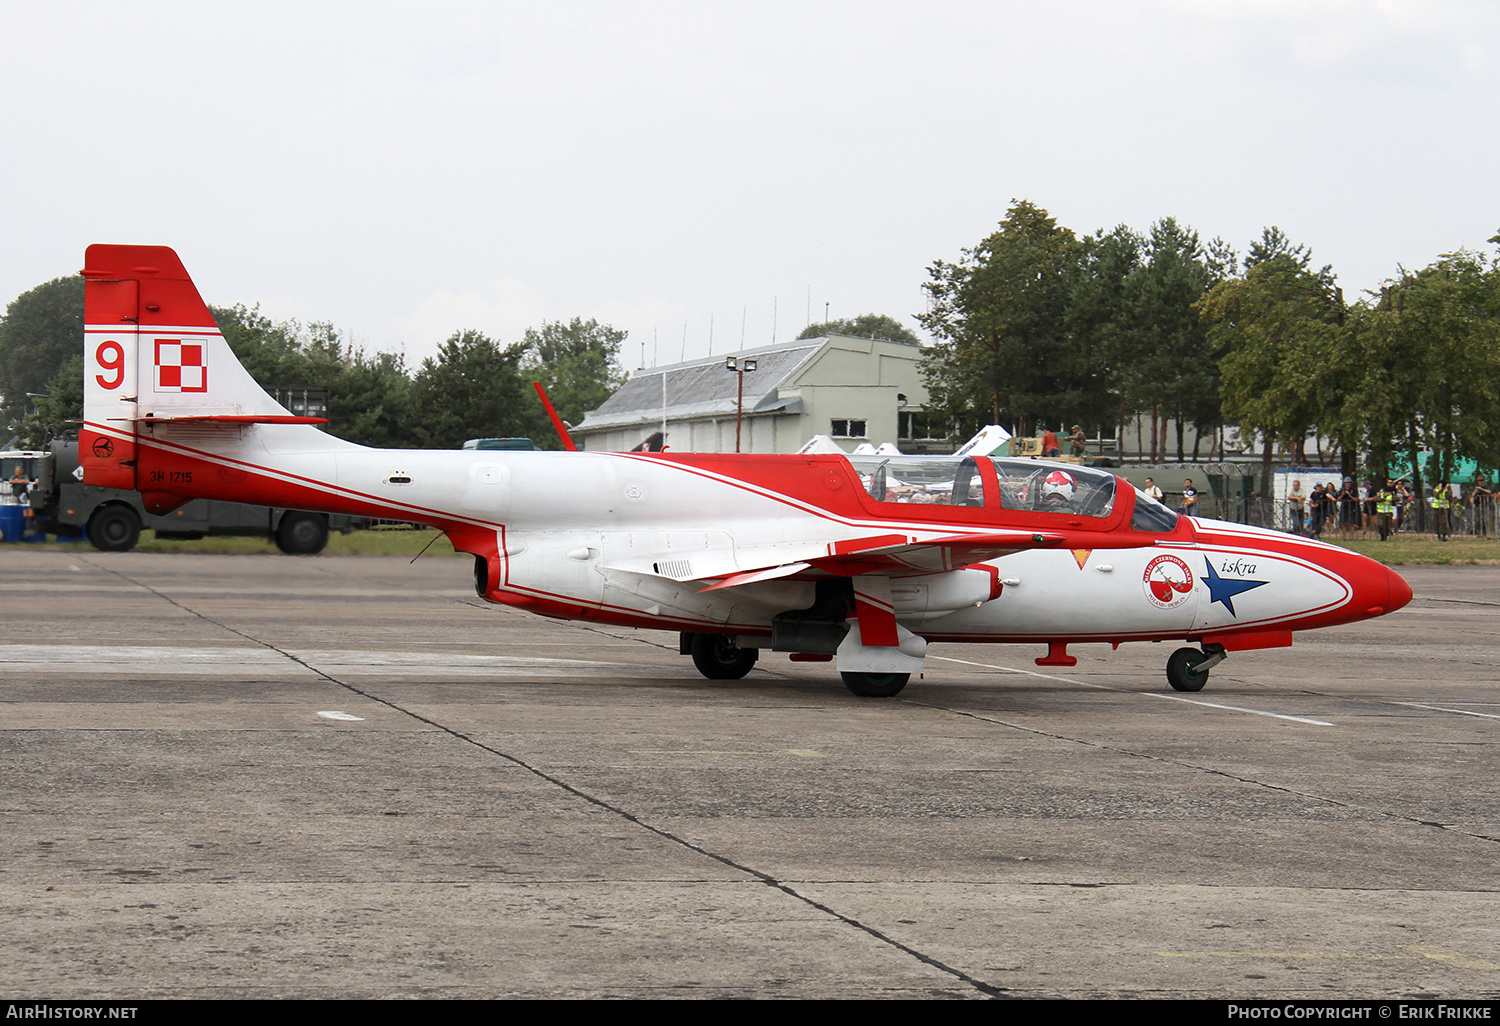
[1042,470,1076,507]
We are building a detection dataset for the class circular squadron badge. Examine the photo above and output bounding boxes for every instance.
[1143,554,1194,609]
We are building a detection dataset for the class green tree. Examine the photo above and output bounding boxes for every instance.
[327,349,414,448]
[1338,252,1500,515]
[0,275,85,434]
[295,321,418,448]
[1201,232,1345,486]
[213,306,416,447]
[1060,224,1143,445]
[1246,226,1329,277]
[11,354,85,449]
[1117,218,1225,462]
[410,329,542,448]
[919,200,1086,437]
[797,313,921,345]
[211,304,314,387]
[520,317,627,429]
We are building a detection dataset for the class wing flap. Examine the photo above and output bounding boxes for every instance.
[684,530,1066,592]
[697,562,812,592]
[808,530,1065,575]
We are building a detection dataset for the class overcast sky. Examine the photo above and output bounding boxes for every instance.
[3,0,1496,372]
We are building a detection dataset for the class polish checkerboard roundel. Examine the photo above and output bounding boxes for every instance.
[154,338,207,392]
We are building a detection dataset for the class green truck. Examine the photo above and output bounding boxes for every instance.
[4,439,368,553]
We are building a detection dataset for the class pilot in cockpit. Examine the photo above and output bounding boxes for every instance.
[1041,470,1076,511]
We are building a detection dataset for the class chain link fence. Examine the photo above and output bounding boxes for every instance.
[1192,496,1500,537]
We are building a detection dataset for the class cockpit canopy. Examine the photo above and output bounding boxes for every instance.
[843,455,1126,520]
[1129,486,1180,532]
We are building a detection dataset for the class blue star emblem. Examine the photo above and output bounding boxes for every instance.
[1202,558,1267,617]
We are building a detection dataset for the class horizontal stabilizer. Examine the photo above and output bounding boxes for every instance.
[137,414,329,425]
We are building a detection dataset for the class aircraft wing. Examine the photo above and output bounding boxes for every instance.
[693,530,1066,592]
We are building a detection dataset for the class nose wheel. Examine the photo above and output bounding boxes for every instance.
[1166,645,1226,692]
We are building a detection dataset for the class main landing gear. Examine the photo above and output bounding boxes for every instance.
[1166,644,1227,693]
[839,671,910,698]
[681,632,914,698]
[684,632,759,680]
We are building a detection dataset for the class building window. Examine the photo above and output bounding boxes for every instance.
[899,411,947,441]
[831,418,866,439]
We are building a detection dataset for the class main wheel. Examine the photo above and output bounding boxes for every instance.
[690,633,758,680]
[841,671,910,698]
[87,505,142,552]
[1166,647,1209,692]
[275,511,329,555]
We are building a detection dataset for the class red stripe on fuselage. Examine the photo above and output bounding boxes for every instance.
[101,430,1392,643]
[97,426,501,532]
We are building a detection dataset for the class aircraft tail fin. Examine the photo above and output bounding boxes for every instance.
[80,245,323,491]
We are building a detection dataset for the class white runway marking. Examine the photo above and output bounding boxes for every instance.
[0,644,698,679]
[0,645,301,674]
[316,710,364,721]
[1393,701,1500,721]
[932,655,1335,726]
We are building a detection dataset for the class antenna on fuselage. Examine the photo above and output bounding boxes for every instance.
[410,531,443,564]
[532,382,578,452]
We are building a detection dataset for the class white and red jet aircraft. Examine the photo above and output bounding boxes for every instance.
[79,245,1412,697]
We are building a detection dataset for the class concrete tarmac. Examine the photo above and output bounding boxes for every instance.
[1,549,1497,999]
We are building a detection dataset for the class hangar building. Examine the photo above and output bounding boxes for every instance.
[572,333,938,454]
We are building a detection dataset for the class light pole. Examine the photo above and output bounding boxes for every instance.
[25,392,49,442]
[725,356,757,452]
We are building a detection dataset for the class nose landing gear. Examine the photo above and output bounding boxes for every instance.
[1166,644,1227,692]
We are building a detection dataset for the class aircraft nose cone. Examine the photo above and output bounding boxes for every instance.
[1341,550,1412,620]
[1386,566,1413,613]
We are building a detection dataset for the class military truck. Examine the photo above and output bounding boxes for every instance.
[11,440,367,553]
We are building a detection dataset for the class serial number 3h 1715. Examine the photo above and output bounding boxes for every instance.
[147,470,193,485]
